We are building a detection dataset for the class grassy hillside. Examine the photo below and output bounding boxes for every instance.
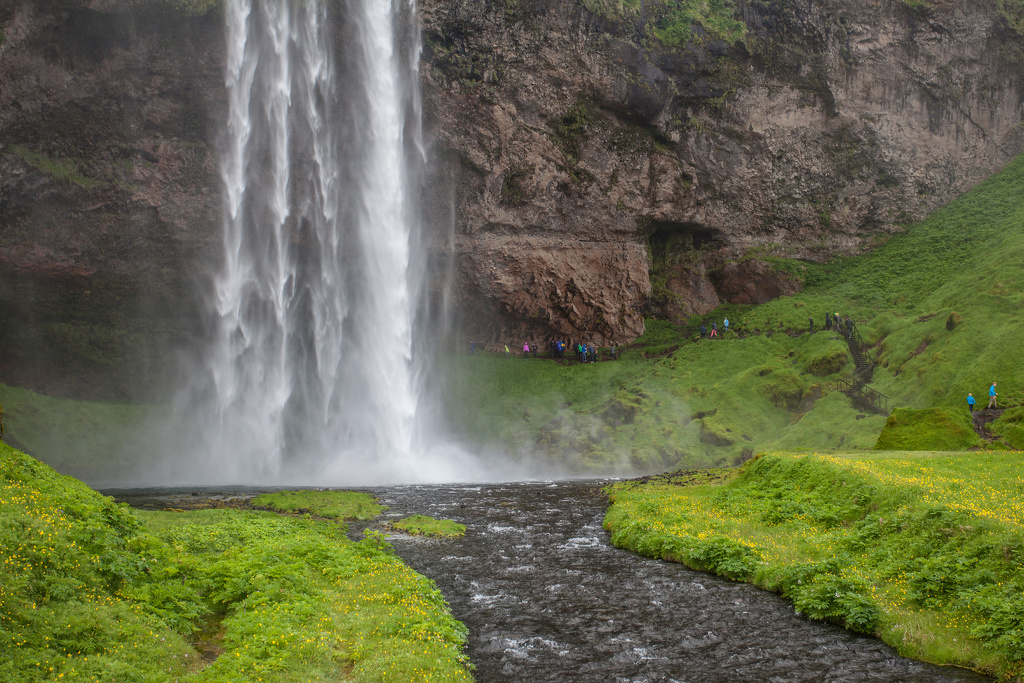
[444,152,1024,472]
[604,452,1024,679]
[0,443,472,682]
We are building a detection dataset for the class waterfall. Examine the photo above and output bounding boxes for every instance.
[184,0,455,484]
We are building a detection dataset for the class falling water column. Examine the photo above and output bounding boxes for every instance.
[194,0,432,484]
[344,0,421,472]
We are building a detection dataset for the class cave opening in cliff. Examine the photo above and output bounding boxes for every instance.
[644,219,724,268]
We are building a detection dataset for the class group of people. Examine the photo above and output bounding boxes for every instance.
[475,339,618,363]
[699,318,728,339]
[821,312,854,336]
[967,382,999,412]
[551,339,617,363]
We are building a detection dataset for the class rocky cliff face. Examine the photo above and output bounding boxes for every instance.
[0,1,224,397]
[419,0,1024,345]
[0,0,1022,395]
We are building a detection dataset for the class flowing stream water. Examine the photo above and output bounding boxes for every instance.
[371,482,990,683]
[115,483,991,682]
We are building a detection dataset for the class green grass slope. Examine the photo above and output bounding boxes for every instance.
[0,443,472,682]
[445,153,1024,472]
[604,452,1024,679]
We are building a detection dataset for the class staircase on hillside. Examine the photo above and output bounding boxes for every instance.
[833,322,890,415]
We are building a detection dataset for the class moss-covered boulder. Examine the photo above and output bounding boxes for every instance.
[988,407,1024,449]
[873,407,981,451]
[756,368,805,410]
[806,344,850,377]
[797,335,850,377]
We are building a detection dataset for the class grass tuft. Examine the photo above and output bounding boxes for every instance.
[390,515,467,538]
[251,489,384,521]
[874,408,982,451]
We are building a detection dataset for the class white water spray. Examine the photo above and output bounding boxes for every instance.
[173,0,478,485]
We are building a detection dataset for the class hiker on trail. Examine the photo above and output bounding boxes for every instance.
[809,316,814,333]
[724,318,729,334]
[845,316,853,336]
[710,322,718,338]
[523,342,530,358]
[968,393,976,413]
[504,344,510,358]
[825,313,832,331]
[988,382,998,408]
[470,340,476,355]
[700,324,707,338]
[610,343,617,360]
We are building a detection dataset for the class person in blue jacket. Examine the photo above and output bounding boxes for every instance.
[967,393,976,412]
[988,382,998,408]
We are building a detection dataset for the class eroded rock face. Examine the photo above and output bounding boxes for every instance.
[0,0,1022,394]
[419,0,1024,336]
[711,259,801,306]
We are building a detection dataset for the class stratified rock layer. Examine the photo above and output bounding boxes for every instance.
[419,0,1024,345]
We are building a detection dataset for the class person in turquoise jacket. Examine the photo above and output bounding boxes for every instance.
[967,393,976,412]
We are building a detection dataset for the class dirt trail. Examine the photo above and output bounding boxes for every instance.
[971,408,1004,441]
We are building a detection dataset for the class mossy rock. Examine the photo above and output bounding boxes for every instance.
[391,514,466,538]
[700,414,736,446]
[756,368,805,410]
[988,407,1024,449]
[806,344,849,377]
[873,407,981,451]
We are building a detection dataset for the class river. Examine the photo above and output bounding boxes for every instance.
[113,481,990,682]
[368,481,989,683]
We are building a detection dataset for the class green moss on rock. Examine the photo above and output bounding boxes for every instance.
[873,407,980,451]
[806,343,849,377]
[989,407,1024,449]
